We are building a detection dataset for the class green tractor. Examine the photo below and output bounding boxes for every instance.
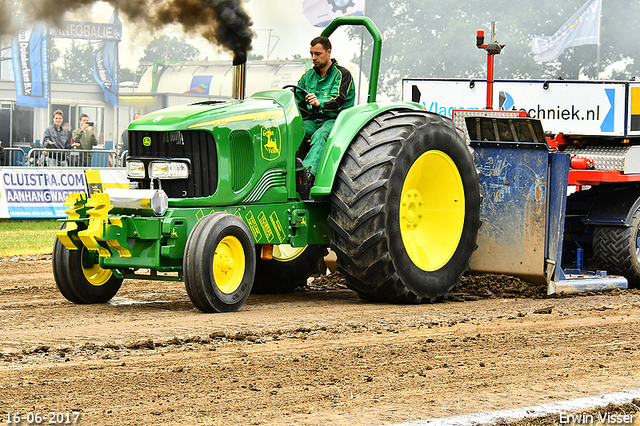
[53,17,482,312]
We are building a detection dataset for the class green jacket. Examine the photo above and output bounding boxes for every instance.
[71,128,98,151]
[297,59,355,120]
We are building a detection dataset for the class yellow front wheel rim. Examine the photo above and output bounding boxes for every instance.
[213,236,246,294]
[400,150,465,271]
[272,244,307,262]
[81,249,113,286]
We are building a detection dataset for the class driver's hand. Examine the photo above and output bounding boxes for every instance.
[305,93,320,108]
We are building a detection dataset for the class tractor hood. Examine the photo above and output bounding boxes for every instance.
[128,90,299,132]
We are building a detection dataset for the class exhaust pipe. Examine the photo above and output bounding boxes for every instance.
[232,55,246,100]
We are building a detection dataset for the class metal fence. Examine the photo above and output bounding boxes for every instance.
[118,150,128,167]
[1,148,26,166]
[26,148,120,168]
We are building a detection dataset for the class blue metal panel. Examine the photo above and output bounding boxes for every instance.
[469,141,549,283]
[547,152,570,283]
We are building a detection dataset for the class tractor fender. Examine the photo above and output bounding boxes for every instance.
[311,102,424,197]
[584,189,640,227]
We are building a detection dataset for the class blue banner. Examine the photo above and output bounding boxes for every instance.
[92,10,120,106]
[11,22,49,108]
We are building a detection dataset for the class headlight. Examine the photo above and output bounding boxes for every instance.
[127,161,145,179]
[149,161,190,179]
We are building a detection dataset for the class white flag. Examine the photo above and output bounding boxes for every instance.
[302,0,365,28]
[531,0,602,62]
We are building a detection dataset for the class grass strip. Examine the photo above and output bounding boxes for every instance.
[0,219,60,257]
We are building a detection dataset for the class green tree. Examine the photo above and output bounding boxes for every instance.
[248,52,264,60]
[351,0,640,99]
[53,40,96,83]
[119,66,135,82]
[52,41,137,85]
[48,38,60,66]
[140,35,201,63]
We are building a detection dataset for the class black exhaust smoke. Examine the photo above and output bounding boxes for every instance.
[14,0,253,63]
[208,0,252,66]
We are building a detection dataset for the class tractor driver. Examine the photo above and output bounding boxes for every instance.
[296,36,355,199]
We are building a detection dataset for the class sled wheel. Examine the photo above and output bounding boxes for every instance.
[252,244,328,294]
[184,212,256,312]
[52,224,123,304]
[593,205,640,288]
[328,109,481,302]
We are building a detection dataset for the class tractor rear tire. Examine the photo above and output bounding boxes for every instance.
[52,224,123,304]
[184,212,256,312]
[593,205,640,288]
[252,244,328,294]
[328,109,481,303]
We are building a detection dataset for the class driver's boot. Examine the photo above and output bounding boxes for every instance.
[296,158,315,199]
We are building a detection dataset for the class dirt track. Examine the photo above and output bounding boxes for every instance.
[1,257,640,425]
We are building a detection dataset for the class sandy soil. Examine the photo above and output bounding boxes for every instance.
[1,257,639,425]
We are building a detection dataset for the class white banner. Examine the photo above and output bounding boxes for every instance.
[0,168,129,219]
[0,168,87,218]
[403,79,627,136]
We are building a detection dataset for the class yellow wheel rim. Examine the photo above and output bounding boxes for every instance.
[213,236,246,294]
[400,150,465,271]
[272,244,307,262]
[81,249,112,286]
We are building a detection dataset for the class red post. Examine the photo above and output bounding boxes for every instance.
[486,52,494,109]
[476,24,503,110]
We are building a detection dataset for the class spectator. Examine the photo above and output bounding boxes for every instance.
[43,110,71,166]
[119,112,141,165]
[72,113,98,167]
[62,122,76,165]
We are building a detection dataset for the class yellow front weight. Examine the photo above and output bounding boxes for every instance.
[78,193,113,257]
[56,192,88,250]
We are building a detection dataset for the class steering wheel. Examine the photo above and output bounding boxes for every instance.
[283,85,312,119]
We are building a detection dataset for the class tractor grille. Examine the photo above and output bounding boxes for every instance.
[129,130,218,198]
[229,130,254,191]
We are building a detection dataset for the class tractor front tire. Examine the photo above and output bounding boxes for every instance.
[184,212,256,312]
[252,244,327,294]
[593,205,640,288]
[52,226,123,304]
[328,109,481,303]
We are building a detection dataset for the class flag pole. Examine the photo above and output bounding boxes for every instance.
[596,38,600,79]
[595,0,602,79]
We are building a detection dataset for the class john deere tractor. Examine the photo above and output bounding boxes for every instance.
[53,17,482,312]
